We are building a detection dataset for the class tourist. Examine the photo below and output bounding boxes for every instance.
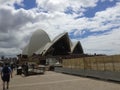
[24,63,29,76]
[1,63,12,90]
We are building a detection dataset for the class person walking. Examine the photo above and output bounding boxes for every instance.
[1,63,12,90]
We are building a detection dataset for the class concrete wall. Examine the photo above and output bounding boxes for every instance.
[55,67,120,82]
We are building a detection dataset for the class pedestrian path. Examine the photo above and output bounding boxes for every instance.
[0,71,120,90]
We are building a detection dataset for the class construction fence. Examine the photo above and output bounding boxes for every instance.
[62,55,120,72]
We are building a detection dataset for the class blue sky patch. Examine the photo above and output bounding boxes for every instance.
[14,0,37,10]
[64,6,74,15]
[83,0,117,18]
[69,29,112,39]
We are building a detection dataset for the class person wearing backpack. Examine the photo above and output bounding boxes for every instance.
[1,63,12,90]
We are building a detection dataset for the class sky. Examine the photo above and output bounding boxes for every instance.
[0,0,120,57]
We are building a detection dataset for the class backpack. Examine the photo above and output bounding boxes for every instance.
[2,66,10,75]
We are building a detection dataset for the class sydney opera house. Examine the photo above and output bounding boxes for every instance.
[22,29,84,57]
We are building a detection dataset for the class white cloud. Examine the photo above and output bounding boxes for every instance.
[72,2,120,55]
[100,0,115,2]
[0,0,23,6]
[0,6,34,32]
[36,0,68,13]
[81,27,120,55]
[36,0,98,13]
[0,47,21,57]
[0,0,120,56]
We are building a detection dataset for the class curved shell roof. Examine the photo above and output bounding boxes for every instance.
[41,32,71,55]
[71,41,84,54]
[22,29,84,56]
[71,41,78,52]
[27,29,51,56]
[22,45,28,55]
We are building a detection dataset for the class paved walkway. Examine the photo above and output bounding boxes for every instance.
[0,71,120,90]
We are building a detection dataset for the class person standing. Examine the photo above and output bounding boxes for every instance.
[1,63,12,90]
[24,63,29,76]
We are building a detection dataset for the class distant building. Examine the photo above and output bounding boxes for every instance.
[22,29,84,56]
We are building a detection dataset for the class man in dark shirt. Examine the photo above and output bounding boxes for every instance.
[1,63,12,90]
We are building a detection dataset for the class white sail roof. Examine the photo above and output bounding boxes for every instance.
[23,29,51,56]
[22,29,84,56]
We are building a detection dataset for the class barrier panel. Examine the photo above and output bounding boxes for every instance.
[62,55,120,72]
[56,55,120,81]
